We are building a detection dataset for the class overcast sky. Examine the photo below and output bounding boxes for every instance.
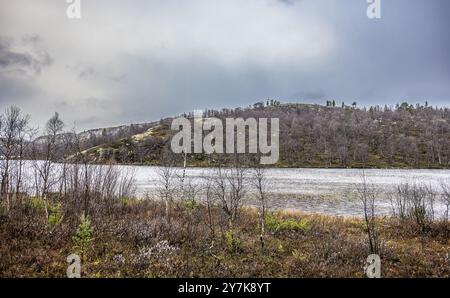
[0,0,449,131]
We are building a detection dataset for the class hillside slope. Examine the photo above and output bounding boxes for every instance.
[76,102,450,168]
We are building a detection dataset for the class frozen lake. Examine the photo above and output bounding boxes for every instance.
[16,161,450,218]
[128,166,450,218]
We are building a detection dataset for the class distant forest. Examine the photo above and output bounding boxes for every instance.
[62,101,450,169]
[3,101,450,169]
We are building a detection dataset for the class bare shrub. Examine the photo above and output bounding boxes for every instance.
[392,182,436,233]
[118,167,137,200]
[203,174,217,240]
[251,166,270,251]
[31,112,64,219]
[0,106,32,211]
[211,164,248,230]
[63,164,136,215]
[441,182,450,228]
[156,165,178,220]
[356,171,382,255]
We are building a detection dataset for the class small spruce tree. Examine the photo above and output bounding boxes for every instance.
[72,214,95,262]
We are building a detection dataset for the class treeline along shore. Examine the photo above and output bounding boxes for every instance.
[10,101,450,169]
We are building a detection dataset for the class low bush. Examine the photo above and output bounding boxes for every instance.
[266,213,311,233]
[224,229,241,253]
[48,202,63,228]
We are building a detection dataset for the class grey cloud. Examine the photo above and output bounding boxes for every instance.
[76,115,102,127]
[0,42,34,69]
[277,0,300,5]
[85,97,112,109]
[0,73,36,103]
[21,34,43,45]
[292,91,327,101]
[0,35,52,75]
[78,67,96,79]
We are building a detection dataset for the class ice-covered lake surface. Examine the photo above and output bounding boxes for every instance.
[125,166,450,218]
[18,161,450,218]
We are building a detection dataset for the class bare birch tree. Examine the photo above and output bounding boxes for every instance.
[32,112,64,219]
[251,166,269,250]
[0,106,31,211]
[357,171,381,255]
[156,165,178,221]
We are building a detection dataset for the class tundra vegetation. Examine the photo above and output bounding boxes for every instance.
[0,105,449,278]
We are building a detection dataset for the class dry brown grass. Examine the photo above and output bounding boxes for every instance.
[0,197,449,278]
